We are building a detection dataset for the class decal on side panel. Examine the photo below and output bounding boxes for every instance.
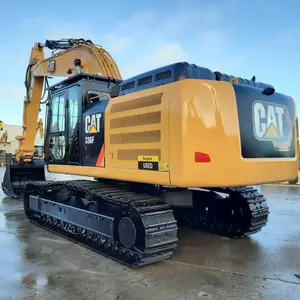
[252,101,293,152]
[85,113,102,134]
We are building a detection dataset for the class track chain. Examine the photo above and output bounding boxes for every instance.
[23,180,178,267]
[172,186,269,237]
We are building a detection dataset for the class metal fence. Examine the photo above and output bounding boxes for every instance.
[0,151,13,167]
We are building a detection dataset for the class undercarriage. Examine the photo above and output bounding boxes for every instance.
[18,179,269,267]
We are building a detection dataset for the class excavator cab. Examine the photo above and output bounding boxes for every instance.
[44,73,119,167]
[2,73,120,198]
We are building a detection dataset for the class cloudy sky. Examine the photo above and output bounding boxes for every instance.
[0,0,299,125]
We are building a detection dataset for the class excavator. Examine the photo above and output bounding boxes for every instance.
[32,118,45,164]
[0,131,8,147]
[33,145,44,162]
[0,118,45,163]
[0,121,8,147]
[1,38,299,267]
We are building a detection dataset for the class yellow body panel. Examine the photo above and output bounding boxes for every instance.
[50,79,299,188]
[168,80,298,186]
[49,165,170,185]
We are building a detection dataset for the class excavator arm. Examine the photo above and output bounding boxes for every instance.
[2,38,122,198]
[17,38,122,163]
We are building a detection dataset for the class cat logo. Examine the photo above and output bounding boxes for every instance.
[252,101,293,151]
[85,113,102,134]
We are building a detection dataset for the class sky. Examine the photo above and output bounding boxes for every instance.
[0,0,299,127]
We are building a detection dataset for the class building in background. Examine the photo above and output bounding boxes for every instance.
[0,123,44,154]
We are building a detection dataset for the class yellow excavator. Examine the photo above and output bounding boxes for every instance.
[0,118,45,163]
[0,131,8,147]
[1,38,299,267]
[33,118,45,164]
[33,145,44,161]
[0,121,7,147]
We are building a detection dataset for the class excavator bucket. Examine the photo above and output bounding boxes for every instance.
[1,162,46,198]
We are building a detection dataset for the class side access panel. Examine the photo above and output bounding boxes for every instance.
[104,89,170,174]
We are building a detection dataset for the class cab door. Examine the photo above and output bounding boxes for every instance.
[47,91,68,165]
[46,84,81,166]
[66,85,81,165]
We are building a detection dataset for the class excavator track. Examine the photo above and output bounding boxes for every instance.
[22,180,268,267]
[172,186,269,237]
[23,180,178,267]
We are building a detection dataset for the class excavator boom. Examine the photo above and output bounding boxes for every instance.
[18,38,121,163]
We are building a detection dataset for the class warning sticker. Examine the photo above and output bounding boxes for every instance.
[159,162,169,171]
